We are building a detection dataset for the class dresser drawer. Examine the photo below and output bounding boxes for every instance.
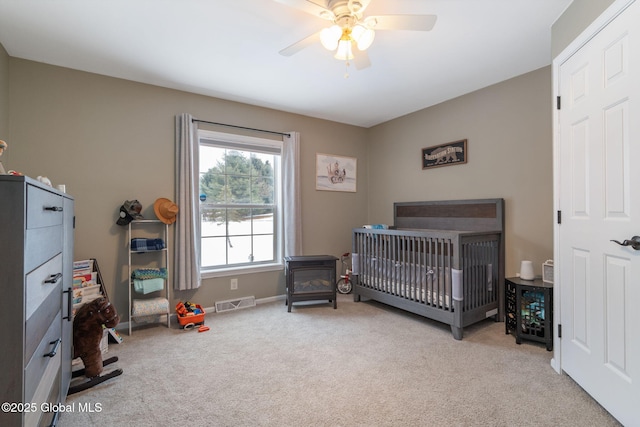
[26,253,63,321]
[27,184,64,229]
[24,311,62,403]
[24,369,60,427]
[25,255,62,363]
[25,226,63,274]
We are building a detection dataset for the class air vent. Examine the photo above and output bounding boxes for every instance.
[215,296,256,313]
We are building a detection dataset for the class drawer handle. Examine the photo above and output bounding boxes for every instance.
[43,206,63,212]
[44,338,61,358]
[63,288,73,321]
[44,273,63,284]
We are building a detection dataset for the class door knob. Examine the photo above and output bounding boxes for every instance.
[611,235,640,250]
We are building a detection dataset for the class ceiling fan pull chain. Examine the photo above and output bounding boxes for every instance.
[344,60,350,79]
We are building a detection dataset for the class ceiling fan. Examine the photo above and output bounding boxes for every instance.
[275,0,437,72]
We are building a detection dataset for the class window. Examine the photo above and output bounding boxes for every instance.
[198,130,283,274]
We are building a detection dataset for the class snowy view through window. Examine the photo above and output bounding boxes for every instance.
[199,143,278,268]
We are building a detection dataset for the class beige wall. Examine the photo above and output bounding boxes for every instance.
[366,67,554,278]
[5,50,561,318]
[552,0,615,57]
[7,59,369,320]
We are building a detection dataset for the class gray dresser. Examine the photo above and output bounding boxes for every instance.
[0,176,74,426]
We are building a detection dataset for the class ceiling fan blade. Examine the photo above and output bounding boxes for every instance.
[366,14,437,31]
[353,50,371,70]
[279,31,321,56]
[273,0,335,21]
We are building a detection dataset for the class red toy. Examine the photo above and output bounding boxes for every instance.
[176,301,206,330]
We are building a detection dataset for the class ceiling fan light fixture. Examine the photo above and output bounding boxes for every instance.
[334,39,354,60]
[351,24,375,50]
[320,25,342,50]
[278,0,439,75]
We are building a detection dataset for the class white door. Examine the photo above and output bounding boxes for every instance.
[557,1,640,425]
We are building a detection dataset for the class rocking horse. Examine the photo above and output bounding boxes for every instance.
[68,297,123,395]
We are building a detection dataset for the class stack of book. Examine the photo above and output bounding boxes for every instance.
[70,260,124,360]
[72,259,104,312]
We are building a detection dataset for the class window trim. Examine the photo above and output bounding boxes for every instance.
[198,130,284,276]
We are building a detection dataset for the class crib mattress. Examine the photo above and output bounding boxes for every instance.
[359,274,452,307]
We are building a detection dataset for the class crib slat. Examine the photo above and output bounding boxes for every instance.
[436,238,442,308]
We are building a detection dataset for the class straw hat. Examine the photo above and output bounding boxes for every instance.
[153,198,179,224]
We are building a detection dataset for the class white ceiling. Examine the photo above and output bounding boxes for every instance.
[0,0,572,128]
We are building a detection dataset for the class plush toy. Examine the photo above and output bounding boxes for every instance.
[73,297,120,378]
[37,175,52,186]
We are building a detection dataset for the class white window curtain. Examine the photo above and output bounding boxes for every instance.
[175,115,301,287]
[283,131,302,257]
[174,113,201,290]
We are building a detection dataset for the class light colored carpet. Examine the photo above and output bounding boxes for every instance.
[60,294,620,426]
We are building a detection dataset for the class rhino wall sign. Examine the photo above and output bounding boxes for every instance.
[422,139,468,169]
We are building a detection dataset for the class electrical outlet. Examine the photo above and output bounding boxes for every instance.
[230,278,238,290]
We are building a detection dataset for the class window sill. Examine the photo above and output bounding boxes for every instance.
[201,262,284,279]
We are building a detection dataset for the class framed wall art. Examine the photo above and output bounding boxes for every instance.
[422,139,468,169]
[316,153,357,192]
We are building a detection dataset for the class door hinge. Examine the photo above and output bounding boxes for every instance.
[557,96,561,110]
[557,210,562,224]
[558,324,562,338]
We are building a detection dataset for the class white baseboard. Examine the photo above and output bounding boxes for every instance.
[256,294,286,304]
[115,294,287,333]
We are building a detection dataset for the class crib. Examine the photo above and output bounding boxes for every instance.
[352,198,505,340]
